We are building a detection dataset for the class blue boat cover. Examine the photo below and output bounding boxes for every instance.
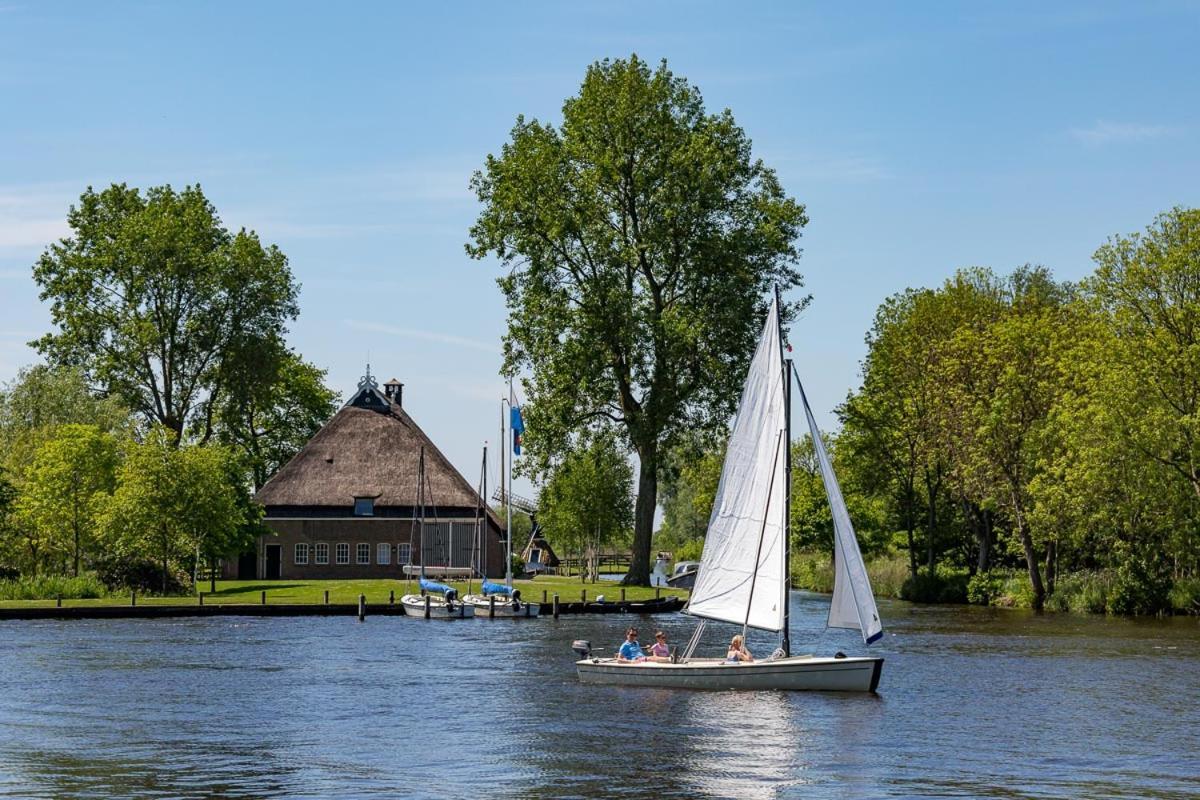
[480,581,513,596]
[419,578,455,596]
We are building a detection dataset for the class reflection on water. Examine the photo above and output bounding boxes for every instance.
[0,595,1197,798]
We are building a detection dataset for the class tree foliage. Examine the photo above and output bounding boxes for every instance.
[538,434,634,580]
[468,55,807,583]
[32,183,300,446]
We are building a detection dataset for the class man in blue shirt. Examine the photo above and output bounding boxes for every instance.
[617,627,646,662]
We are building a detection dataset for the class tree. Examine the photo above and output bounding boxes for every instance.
[15,424,118,576]
[656,438,724,554]
[468,56,807,583]
[102,429,244,592]
[32,184,300,446]
[215,345,339,489]
[538,434,634,581]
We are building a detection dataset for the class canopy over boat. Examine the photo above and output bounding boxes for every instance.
[480,580,513,597]
[420,577,457,599]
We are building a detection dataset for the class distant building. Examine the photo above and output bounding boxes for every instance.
[225,369,506,580]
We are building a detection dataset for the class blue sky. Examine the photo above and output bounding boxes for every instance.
[1,2,1198,494]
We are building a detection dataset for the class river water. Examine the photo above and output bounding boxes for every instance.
[0,592,1196,799]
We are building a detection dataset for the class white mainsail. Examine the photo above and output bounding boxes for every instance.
[798,383,883,644]
[688,297,788,632]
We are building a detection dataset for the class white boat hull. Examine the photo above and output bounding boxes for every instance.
[461,594,540,618]
[400,594,476,618]
[576,655,883,692]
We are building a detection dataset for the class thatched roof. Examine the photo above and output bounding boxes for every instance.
[256,375,497,526]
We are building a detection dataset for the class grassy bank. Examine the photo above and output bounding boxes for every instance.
[0,575,687,609]
[791,551,1200,616]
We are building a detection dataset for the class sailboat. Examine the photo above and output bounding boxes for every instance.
[462,442,540,618]
[575,291,884,691]
[400,446,475,619]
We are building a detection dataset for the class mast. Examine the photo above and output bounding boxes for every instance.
[503,385,513,587]
[417,446,426,581]
[478,445,487,584]
[778,285,792,657]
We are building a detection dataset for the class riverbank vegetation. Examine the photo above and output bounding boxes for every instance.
[661,208,1200,617]
[0,576,686,609]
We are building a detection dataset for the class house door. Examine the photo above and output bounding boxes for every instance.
[265,545,282,579]
[237,552,257,580]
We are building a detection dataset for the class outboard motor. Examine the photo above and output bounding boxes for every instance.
[571,640,592,659]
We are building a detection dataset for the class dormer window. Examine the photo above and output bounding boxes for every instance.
[354,497,375,516]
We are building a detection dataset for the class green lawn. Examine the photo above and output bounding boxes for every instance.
[0,575,686,608]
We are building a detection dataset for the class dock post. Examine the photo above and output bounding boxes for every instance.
[389,590,394,606]
[621,588,626,603]
[552,593,559,619]
[261,590,266,606]
[358,594,366,622]
[424,595,431,619]
[489,595,495,618]
[131,591,136,607]
[324,589,329,605]
[581,589,586,603]
[198,593,204,606]
[56,595,62,608]
[656,587,661,600]
[542,590,547,605]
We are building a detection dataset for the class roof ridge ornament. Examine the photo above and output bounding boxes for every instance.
[357,362,378,392]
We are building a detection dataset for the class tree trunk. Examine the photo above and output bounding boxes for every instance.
[161,524,170,594]
[624,442,657,586]
[904,484,918,580]
[1010,490,1045,610]
[1044,541,1057,597]
[976,507,993,574]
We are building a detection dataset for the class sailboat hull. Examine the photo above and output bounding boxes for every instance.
[462,594,541,618]
[400,594,476,618]
[575,655,883,692]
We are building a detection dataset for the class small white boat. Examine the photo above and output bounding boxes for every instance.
[576,291,885,692]
[576,654,882,692]
[462,592,540,618]
[401,591,475,618]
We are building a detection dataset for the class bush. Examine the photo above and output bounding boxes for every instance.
[866,554,910,598]
[95,556,191,595]
[996,573,1035,608]
[967,572,1004,606]
[1051,571,1110,614]
[1168,577,1200,615]
[790,552,834,593]
[1107,559,1171,615]
[0,573,109,600]
[900,568,968,604]
[674,538,705,563]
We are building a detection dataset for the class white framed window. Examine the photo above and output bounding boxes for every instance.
[335,542,349,565]
[357,543,370,564]
[397,543,411,565]
[294,542,309,565]
[315,543,329,565]
[377,543,391,565]
[354,497,375,516]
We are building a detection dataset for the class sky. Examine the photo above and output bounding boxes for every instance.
[1,2,1198,496]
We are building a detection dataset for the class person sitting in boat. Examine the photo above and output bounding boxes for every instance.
[648,631,671,663]
[617,627,647,663]
[726,634,753,663]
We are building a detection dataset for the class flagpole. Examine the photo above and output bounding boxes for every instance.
[505,377,513,587]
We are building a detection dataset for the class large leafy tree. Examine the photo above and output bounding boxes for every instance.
[32,184,300,447]
[16,424,119,577]
[468,56,807,583]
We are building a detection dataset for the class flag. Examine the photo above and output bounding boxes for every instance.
[510,388,525,456]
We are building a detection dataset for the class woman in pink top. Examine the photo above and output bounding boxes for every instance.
[648,631,671,662]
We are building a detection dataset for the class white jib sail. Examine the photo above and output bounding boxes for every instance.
[798,383,884,644]
[688,296,788,632]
